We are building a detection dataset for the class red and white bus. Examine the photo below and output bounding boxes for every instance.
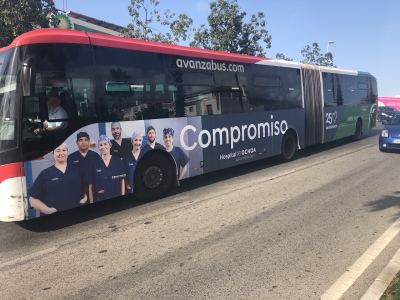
[0,28,377,221]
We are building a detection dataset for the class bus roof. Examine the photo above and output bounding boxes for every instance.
[3,28,369,75]
[8,28,270,64]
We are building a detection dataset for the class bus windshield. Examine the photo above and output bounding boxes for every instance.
[0,48,17,151]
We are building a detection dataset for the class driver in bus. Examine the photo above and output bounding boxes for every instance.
[34,91,68,135]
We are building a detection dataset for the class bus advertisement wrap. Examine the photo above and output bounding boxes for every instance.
[0,29,378,221]
[25,112,304,219]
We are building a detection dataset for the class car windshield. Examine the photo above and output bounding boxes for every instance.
[389,114,400,125]
[381,107,396,112]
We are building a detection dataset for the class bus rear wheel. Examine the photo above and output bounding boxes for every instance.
[279,132,297,162]
[134,152,174,201]
[354,119,363,141]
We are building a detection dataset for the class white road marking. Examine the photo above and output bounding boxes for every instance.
[0,246,58,270]
[321,216,400,300]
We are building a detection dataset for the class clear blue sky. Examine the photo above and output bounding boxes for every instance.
[55,0,400,97]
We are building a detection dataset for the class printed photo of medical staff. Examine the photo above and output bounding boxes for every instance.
[29,143,87,216]
[96,134,126,201]
[141,125,165,155]
[144,118,191,180]
[26,117,205,218]
[105,120,145,159]
[122,130,145,194]
[104,120,146,195]
[67,131,106,204]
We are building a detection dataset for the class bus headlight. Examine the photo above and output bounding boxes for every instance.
[381,130,389,137]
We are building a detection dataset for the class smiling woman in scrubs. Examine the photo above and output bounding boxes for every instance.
[123,131,144,194]
[29,143,87,215]
[97,135,126,201]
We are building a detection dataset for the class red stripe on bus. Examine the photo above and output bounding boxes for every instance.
[6,28,268,64]
[0,44,15,53]
[0,162,24,185]
[10,29,90,47]
[88,32,268,63]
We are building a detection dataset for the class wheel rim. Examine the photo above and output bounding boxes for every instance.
[141,165,163,189]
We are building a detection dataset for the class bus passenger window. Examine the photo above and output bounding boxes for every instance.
[166,84,218,117]
[105,82,171,121]
[70,78,96,118]
[323,73,336,107]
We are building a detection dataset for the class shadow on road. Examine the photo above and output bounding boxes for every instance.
[365,195,400,222]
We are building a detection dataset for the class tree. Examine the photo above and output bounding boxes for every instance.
[0,0,58,48]
[276,53,293,61]
[189,0,271,57]
[300,42,335,67]
[121,0,194,44]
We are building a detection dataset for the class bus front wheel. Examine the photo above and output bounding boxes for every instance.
[279,132,297,163]
[134,152,174,201]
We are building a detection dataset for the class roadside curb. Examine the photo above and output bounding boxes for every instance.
[361,248,400,299]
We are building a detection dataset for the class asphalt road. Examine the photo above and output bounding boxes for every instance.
[1,124,400,300]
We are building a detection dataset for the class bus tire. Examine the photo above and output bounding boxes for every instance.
[134,152,174,201]
[279,131,297,163]
[354,119,363,141]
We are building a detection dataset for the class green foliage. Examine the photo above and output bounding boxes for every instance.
[189,0,271,57]
[276,53,293,61]
[0,0,57,48]
[300,42,335,67]
[381,270,400,299]
[121,0,194,44]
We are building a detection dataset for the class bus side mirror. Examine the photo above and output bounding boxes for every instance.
[22,57,36,97]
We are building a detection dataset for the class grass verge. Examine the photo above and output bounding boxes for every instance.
[381,270,400,300]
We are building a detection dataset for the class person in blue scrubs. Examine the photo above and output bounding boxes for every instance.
[123,131,144,194]
[67,132,105,204]
[163,128,190,180]
[110,121,133,158]
[97,135,126,201]
[141,125,165,155]
[29,143,87,215]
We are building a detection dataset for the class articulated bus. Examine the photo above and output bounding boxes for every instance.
[0,28,377,221]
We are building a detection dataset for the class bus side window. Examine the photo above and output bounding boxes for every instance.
[213,71,243,115]
[357,77,368,104]
[167,84,218,117]
[166,70,217,117]
[323,72,336,107]
[70,78,96,118]
[104,82,170,121]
